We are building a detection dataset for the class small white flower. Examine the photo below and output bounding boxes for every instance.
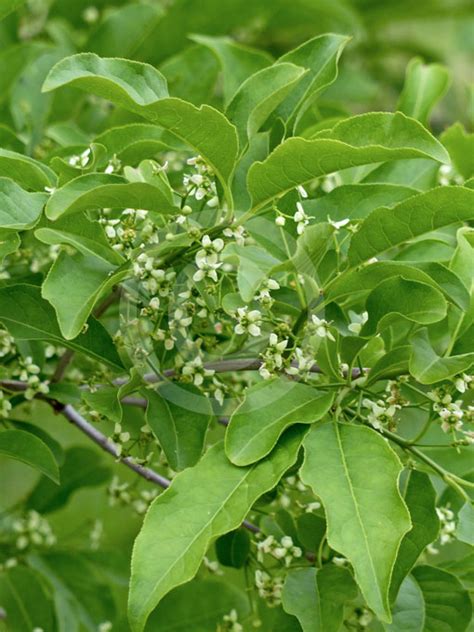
[328,216,350,230]
[347,310,368,334]
[297,185,308,198]
[311,315,335,341]
[234,307,262,337]
[275,215,286,226]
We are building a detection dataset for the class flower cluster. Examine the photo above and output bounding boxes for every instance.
[0,390,12,419]
[219,609,243,632]
[362,398,400,431]
[428,387,467,433]
[436,506,456,545]
[107,476,159,514]
[16,356,49,400]
[68,147,91,168]
[259,333,289,379]
[293,201,311,235]
[309,315,335,341]
[234,307,262,337]
[0,328,15,357]
[110,422,131,457]
[183,155,218,205]
[256,534,302,567]
[254,570,284,607]
[101,207,157,255]
[193,235,224,283]
[12,511,56,550]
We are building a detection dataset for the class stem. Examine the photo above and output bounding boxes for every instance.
[407,414,434,445]
[382,428,473,501]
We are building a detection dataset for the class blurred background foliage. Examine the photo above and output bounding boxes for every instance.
[0,0,472,629]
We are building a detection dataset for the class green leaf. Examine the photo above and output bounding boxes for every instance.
[0,284,124,370]
[145,383,213,471]
[27,446,111,514]
[360,278,447,337]
[282,565,357,632]
[296,513,326,553]
[42,251,129,339]
[348,186,474,266]
[0,177,46,229]
[386,575,425,632]
[275,33,349,128]
[397,58,450,126]
[45,173,177,221]
[9,420,64,466]
[159,44,220,106]
[390,470,439,603]
[86,3,163,58]
[222,243,280,302]
[226,62,307,148]
[366,347,412,385]
[0,429,59,482]
[0,229,20,262]
[327,261,447,305]
[283,222,334,279]
[248,113,448,210]
[300,423,411,622]
[450,226,474,293]
[94,123,170,166]
[0,147,56,190]
[43,53,239,191]
[0,566,55,632]
[145,578,251,632]
[29,552,116,632]
[129,427,306,632]
[35,213,124,265]
[215,529,251,568]
[190,34,272,104]
[304,183,417,223]
[0,0,25,20]
[409,328,474,384]
[456,503,474,546]
[411,565,472,632]
[440,123,474,180]
[225,379,334,466]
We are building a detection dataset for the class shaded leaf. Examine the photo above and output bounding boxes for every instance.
[411,565,472,632]
[409,328,474,384]
[226,62,306,148]
[0,177,46,229]
[397,58,450,126]
[456,503,474,546]
[145,383,213,471]
[0,284,124,370]
[282,565,357,632]
[27,446,111,514]
[146,578,251,632]
[361,278,447,336]
[0,429,59,482]
[390,470,439,603]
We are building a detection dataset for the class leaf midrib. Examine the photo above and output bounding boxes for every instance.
[334,423,383,610]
